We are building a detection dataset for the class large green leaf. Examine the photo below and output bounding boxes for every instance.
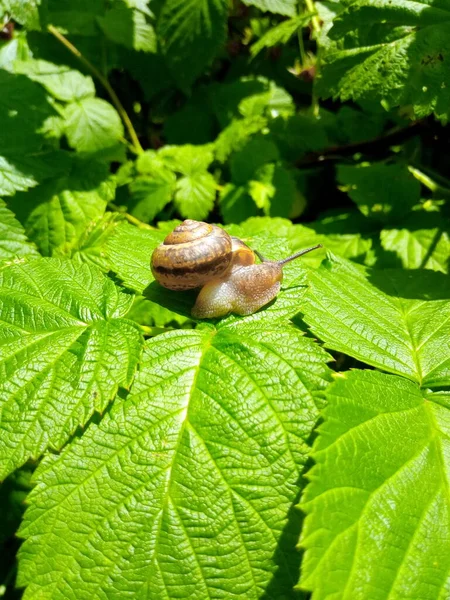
[0,200,39,265]
[318,0,450,119]
[157,0,229,88]
[300,369,450,599]
[0,258,143,479]
[18,325,331,598]
[302,253,450,387]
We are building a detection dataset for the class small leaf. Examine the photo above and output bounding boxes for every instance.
[0,199,39,265]
[63,98,124,153]
[300,369,450,600]
[18,326,331,598]
[251,13,313,56]
[97,4,157,52]
[129,176,175,222]
[175,171,216,220]
[302,253,450,387]
[0,258,143,479]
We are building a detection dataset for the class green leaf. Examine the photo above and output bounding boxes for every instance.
[129,175,176,222]
[300,369,450,600]
[380,212,450,273]
[159,145,217,220]
[97,4,157,52]
[219,183,259,223]
[70,212,125,270]
[106,221,165,292]
[0,70,69,195]
[0,200,39,266]
[241,0,296,17]
[63,98,124,153]
[14,59,95,102]
[289,211,376,265]
[215,116,268,162]
[302,253,450,387]
[337,162,421,223]
[18,325,331,598]
[157,0,229,88]
[230,136,280,184]
[8,158,115,256]
[3,0,41,30]
[211,77,293,127]
[268,113,329,161]
[0,258,143,479]
[174,171,216,220]
[318,0,450,119]
[251,13,313,56]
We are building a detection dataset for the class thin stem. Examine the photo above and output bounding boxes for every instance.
[297,27,306,65]
[305,0,321,35]
[408,165,450,195]
[108,203,156,230]
[278,244,323,265]
[47,24,144,155]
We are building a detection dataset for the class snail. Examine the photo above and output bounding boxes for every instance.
[150,220,322,319]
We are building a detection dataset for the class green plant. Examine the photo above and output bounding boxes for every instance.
[1,0,450,598]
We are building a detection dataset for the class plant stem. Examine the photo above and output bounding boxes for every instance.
[408,166,440,193]
[305,0,321,35]
[408,164,450,195]
[108,203,156,230]
[47,24,144,155]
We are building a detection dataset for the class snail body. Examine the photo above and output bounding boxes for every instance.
[150,220,322,318]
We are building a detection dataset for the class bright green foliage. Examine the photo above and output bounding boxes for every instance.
[18,326,331,599]
[302,253,450,387]
[0,200,39,265]
[318,0,450,119]
[300,370,450,599]
[2,0,450,598]
[0,258,143,479]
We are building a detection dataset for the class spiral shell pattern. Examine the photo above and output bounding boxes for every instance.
[151,220,233,290]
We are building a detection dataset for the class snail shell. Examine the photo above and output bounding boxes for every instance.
[151,220,236,290]
[151,219,322,318]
